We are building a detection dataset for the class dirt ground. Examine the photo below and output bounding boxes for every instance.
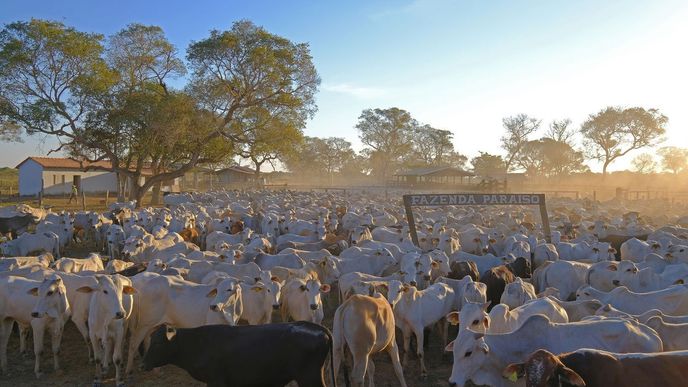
[1,293,458,387]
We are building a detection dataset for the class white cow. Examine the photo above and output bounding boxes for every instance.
[645,317,688,351]
[53,253,105,273]
[576,284,688,316]
[0,253,54,271]
[0,275,70,378]
[77,275,135,387]
[239,278,282,325]
[499,277,536,309]
[445,314,662,387]
[387,280,455,376]
[488,297,569,333]
[0,232,60,258]
[279,278,330,324]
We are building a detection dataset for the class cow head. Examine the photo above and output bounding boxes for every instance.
[30,275,70,319]
[446,330,490,387]
[502,349,585,387]
[206,278,243,325]
[77,275,136,320]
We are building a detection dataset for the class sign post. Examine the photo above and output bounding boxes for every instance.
[402,193,551,247]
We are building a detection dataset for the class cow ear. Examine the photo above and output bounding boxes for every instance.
[444,340,455,352]
[675,279,685,285]
[558,365,585,386]
[431,261,439,268]
[320,260,327,267]
[502,363,525,382]
[607,265,617,271]
[300,285,307,291]
[320,284,331,293]
[446,311,460,325]
[251,286,264,292]
[77,286,95,293]
[165,327,177,341]
[27,287,39,296]
[206,288,218,298]
[123,286,137,295]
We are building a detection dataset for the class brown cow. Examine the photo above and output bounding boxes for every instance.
[179,227,199,245]
[503,348,688,387]
[333,294,407,387]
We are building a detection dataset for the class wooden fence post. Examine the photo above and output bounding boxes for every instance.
[82,190,86,210]
[105,190,109,206]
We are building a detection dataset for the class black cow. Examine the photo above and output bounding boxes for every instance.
[506,257,532,278]
[479,265,515,312]
[448,261,480,281]
[143,322,335,387]
[0,214,36,239]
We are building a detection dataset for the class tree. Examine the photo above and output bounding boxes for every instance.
[544,118,575,146]
[580,107,667,175]
[410,125,457,166]
[631,153,657,174]
[516,138,588,177]
[471,152,506,176]
[0,20,319,206]
[356,107,416,179]
[500,114,541,171]
[657,146,688,174]
[283,136,357,182]
[187,20,319,147]
[232,106,304,178]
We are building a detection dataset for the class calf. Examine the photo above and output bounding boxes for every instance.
[239,278,282,325]
[333,294,407,387]
[143,322,334,387]
[504,348,688,387]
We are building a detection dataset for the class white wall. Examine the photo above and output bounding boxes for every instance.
[43,170,118,195]
[18,159,43,196]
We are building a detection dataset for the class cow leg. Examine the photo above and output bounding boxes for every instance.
[386,340,408,387]
[91,333,104,387]
[126,328,150,377]
[414,325,427,377]
[0,319,13,374]
[50,320,64,374]
[18,323,30,355]
[31,319,46,378]
[401,326,411,367]
[350,352,369,387]
[366,358,376,387]
[72,317,94,362]
[113,328,125,387]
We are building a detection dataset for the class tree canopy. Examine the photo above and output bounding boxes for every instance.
[580,106,667,175]
[657,146,688,174]
[0,19,319,205]
[500,114,541,171]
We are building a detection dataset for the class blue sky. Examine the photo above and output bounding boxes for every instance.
[1,0,687,171]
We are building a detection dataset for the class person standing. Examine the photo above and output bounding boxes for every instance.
[68,184,78,204]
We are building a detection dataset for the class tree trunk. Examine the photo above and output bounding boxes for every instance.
[151,181,162,205]
[117,173,126,202]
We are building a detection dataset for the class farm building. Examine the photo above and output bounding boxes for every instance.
[214,165,258,186]
[393,166,475,186]
[15,157,180,196]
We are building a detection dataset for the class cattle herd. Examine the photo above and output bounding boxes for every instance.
[1,191,688,386]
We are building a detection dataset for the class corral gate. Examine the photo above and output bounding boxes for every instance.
[402,193,551,247]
